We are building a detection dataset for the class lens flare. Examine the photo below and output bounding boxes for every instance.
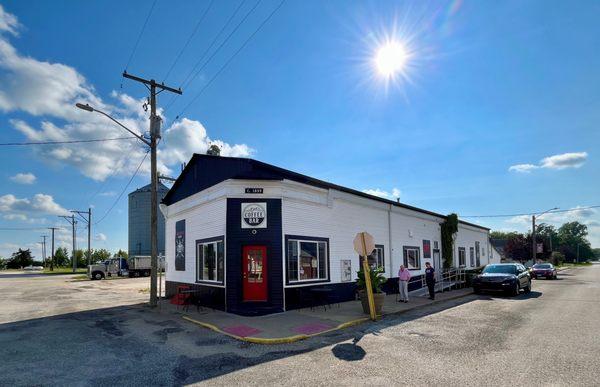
[375,41,408,77]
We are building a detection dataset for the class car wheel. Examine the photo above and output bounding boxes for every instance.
[512,283,520,296]
[133,271,140,278]
[143,270,150,277]
[524,280,531,293]
[93,272,103,281]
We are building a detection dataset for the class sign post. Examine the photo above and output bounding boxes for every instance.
[353,232,377,321]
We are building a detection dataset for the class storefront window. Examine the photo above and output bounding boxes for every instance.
[197,239,224,284]
[403,246,420,270]
[359,245,385,272]
[287,238,328,283]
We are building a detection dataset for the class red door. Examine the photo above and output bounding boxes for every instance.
[242,245,267,302]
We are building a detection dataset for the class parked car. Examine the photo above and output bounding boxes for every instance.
[472,263,532,296]
[23,265,44,271]
[531,263,557,280]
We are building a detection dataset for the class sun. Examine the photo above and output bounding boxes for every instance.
[375,41,408,77]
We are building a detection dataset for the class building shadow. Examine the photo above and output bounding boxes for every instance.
[0,295,479,385]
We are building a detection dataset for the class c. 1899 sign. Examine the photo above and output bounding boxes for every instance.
[241,202,267,229]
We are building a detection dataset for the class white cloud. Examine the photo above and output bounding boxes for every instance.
[362,187,401,200]
[509,152,588,173]
[508,164,538,173]
[98,191,117,197]
[0,5,20,36]
[0,10,253,182]
[9,172,36,184]
[0,193,70,217]
[94,233,107,242]
[540,152,588,170]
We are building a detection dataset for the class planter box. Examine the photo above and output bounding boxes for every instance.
[358,290,385,315]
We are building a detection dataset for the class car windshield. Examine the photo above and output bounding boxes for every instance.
[533,264,551,269]
[483,265,517,275]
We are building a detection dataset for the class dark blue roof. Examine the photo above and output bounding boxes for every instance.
[162,154,489,231]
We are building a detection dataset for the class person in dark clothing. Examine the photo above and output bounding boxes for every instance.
[425,262,435,300]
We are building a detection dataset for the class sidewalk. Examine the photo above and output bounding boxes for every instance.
[169,287,474,344]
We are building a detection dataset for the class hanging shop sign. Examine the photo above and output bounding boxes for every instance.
[241,202,267,229]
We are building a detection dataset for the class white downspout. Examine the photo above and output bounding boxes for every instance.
[388,204,393,277]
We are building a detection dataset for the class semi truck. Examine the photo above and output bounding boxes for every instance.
[87,255,165,280]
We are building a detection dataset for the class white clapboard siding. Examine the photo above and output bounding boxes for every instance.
[165,198,226,285]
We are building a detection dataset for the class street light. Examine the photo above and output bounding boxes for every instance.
[76,102,159,307]
[532,207,559,265]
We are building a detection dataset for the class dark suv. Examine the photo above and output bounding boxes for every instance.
[472,263,532,296]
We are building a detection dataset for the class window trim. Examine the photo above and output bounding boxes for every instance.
[285,235,330,285]
[469,246,475,267]
[195,236,225,286]
[403,245,421,271]
[458,247,466,267]
[359,244,385,272]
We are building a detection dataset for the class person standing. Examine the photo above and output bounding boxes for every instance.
[425,262,435,300]
[398,265,411,303]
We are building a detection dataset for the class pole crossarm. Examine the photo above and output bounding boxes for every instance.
[158,173,177,182]
[123,71,183,95]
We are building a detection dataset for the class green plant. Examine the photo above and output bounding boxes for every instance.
[441,213,459,268]
[356,267,387,294]
[550,251,565,266]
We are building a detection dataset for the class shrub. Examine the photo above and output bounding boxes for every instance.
[356,267,387,294]
[550,251,565,266]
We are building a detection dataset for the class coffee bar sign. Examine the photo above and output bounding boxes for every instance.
[241,202,267,229]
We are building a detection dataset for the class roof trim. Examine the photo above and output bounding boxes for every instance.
[164,154,490,231]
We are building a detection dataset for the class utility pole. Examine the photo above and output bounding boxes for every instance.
[41,235,47,268]
[72,209,92,267]
[123,71,182,307]
[48,227,58,271]
[531,215,536,265]
[60,215,77,273]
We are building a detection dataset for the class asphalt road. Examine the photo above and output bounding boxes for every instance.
[0,264,598,386]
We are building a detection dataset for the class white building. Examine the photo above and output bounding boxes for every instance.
[161,154,491,315]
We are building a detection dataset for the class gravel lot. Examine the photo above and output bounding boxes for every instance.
[0,265,598,386]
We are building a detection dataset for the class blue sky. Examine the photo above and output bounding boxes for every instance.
[1,0,599,259]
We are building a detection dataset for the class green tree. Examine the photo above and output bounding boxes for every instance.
[72,249,87,268]
[504,233,530,262]
[592,248,600,261]
[0,256,8,270]
[490,231,521,240]
[7,248,34,269]
[53,247,70,267]
[91,249,111,263]
[557,222,593,262]
[113,249,128,259]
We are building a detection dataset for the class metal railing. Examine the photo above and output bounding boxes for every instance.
[418,267,466,293]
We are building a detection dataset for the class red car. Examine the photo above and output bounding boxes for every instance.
[531,263,557,280]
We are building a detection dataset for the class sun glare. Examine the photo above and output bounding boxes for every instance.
[375,41,408,77]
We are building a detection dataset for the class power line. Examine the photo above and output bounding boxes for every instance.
[175,0,286,120]
[124,0,158,72]
[0,227,64,231]
[94,151,149,226]
[0,137,137,146]
[162,0,216,82]
[162,0,249,114]
[461,205,600,218]
[179,0,251,90]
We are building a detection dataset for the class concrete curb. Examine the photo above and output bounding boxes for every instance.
[181,289,474,345]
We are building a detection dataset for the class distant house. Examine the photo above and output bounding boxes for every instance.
[490,239,508,262]
[128,182,169,256]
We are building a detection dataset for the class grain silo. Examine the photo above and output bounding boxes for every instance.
[128,182,169,256]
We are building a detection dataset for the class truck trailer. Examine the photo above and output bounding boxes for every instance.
[87,256,165,280]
